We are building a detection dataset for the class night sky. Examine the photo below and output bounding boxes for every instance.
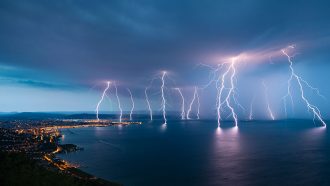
[0,0,329,120]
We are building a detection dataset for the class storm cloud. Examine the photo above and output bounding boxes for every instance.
[0,0,330,117]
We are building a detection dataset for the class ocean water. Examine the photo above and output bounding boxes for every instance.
[58,119,330,186]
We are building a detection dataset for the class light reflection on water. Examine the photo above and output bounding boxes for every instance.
[58,120,330,186]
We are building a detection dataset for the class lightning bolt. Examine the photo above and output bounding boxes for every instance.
[127,88,134,121]
[187,87,196,119]
[196,87,200,119]
[282,46,326,127]
[216,58,239,127]
[187,86,199,119]
[161,71,167,125]
[262,80,275,120]
[145,87,153,121]
[96,81,111,121]
[114,82,123,122]
[175,88,185,120]
[224,58,238,127]
[216,65,226,127]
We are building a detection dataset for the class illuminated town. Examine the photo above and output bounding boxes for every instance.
[0,118,140,185]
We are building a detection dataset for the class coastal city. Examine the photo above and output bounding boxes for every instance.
[0,118,141,185]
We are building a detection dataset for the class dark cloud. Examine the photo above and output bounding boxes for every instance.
[0,0,330,88]
[0,0,330,117]
[0,78,76,90]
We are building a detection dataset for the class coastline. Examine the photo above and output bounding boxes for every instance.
[43,125,124,186]
[0,119,141,186]
[0,151,122,186]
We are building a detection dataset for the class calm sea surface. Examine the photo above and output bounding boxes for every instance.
[58,119,330,186]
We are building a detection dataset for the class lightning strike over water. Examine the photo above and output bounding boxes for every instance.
[161,71,167,125]
[127,88,134,121]
[175,88,185,120]
[216,66,226,127]
[96,81,111,121]
[282,46,326,127]
[114,82,123,122]
[187,86,198,120]
[95,46,326,127]
[224,58,239,127]
[262,81,275,120]
[196,87,200,119]
[216,58,239,127]
[145,87,153,121]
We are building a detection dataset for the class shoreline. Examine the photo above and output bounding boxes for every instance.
[0,151,122,186]
[43,124,127,185]
[0,120,141,186]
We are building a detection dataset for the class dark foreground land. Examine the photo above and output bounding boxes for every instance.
[0,152,121,186]
[0,116,124,186]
